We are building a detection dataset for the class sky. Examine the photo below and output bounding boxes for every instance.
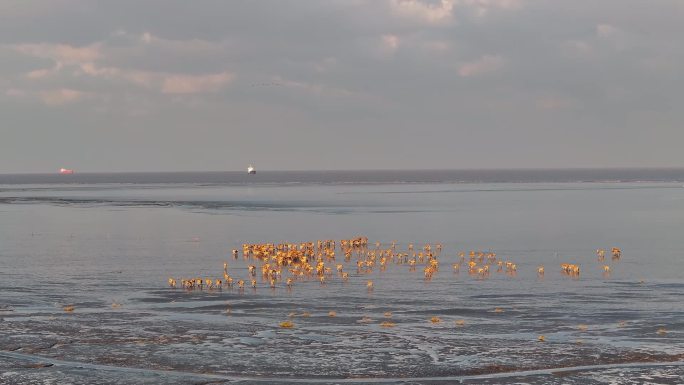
[1,0,683,173]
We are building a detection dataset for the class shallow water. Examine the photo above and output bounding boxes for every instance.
[1,176,683,384]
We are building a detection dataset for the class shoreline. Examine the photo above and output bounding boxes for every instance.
[2,349,683,383]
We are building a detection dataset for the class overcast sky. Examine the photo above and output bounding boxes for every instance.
[1,0,683,172]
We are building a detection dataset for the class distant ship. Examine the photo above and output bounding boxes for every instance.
[59,168,75,175]
[247,165,256,174]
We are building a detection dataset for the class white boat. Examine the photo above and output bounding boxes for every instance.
[247,165,256,174]
[59,168,74,175]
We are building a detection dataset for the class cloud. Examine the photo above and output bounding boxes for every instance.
[388,0,521,23]
[458,54,504,77]
[274,76,356,98]
[595,23,631,51]
[271,76,387,107]
[560,23,630,59]
[423,40,451,53]
[596,23,619,38]
[39,88,86,105]
[313,57,338,73]
[389,0,455,24]
[562,40,593,57]
[78,62,154,87]
[79,62,234,94]
[25,64,62,79]
[536,95,575,110]
[459,0,522,17]
[12,43,101,65]
[161,72,234,94]
[10,39,235,96]
[382,34,401,53]
[133,31,226,55]
[6,87,87,106]
[5,88,27,98]
[141,31,154,44]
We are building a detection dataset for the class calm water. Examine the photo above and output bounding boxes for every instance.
[1,170,683,384]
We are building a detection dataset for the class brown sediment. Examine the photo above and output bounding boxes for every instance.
[552,370,575,377]
[462,364,519,375]
[22,362,54,368]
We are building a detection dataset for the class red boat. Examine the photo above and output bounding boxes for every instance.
[59,168,75,175]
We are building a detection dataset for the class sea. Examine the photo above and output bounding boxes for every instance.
[1,169,683,384]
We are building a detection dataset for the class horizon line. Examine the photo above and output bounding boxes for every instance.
[3,166,684,176]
